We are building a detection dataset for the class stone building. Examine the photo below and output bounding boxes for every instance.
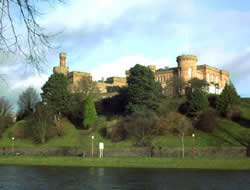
[53,53,229,96]
[151,55,229,95]
[53,53,127,94]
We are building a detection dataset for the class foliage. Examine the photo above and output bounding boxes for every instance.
[188,88,209,114]
[72,77,100,99]
[163,76,186,97]
[157,97,186,116]
[225,105,242,121]
[17,87,40,120]
[126,64,162,113]
[67,93,85,128]
[83,95,98,128]
[196,109,217,132]
[124,111,157,146]
[108,121,127,142]
[216,83,240,116]
[164,112,193,136]
[41,73,71,115]
[208,94,219,109]
[0,97,13,137]
[30,104,54,144]
[188,78,209,92]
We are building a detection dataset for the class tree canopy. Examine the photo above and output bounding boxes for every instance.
[41,72,71,115]
[188,88,209,114]
[82,95,97,128]
[216,83,240,115]
[126,64,162,113]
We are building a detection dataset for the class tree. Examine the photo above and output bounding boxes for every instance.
[124,111,157,146]
[41,72,71,115]
[216,82,240,115]
[126,64,162,113]
[165,112,193,158]
[0,0,63,69]
[0,97,13,136]
[188,88,209,114]
[30,103,53,144]
[17,87,40,120]
[188,78,209,92]
[70,77,100,101]
[83,95,97,129]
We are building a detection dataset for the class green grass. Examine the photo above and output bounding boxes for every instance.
[1,104,250,148]
[0,156,249,170]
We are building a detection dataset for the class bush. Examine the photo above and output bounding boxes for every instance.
[196,109,217,132]
[208,94,219,109]
[83,95,98,129]
[99,127,107,138]
[124,111,157,146]
[226,105,242,121]
[108,121,127,142]
[164,112,193,136]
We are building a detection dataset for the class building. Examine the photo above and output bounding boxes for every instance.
[53,53,229,96]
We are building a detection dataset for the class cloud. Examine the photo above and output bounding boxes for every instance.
[91,55,172,80]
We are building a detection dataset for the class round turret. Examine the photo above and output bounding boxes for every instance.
[176,55,198,81]
[148,65,156,73]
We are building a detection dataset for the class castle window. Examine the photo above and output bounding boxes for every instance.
[188,68,192,79]
[211,75,214,82]
[207,73,210,82]
[216,76,218,83]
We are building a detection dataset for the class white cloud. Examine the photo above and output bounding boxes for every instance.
[91,55,172,80]
[11,74,49,91]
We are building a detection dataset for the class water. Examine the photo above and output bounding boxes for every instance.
[0,165,249,190]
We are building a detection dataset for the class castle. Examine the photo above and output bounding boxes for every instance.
[53,53,229,96]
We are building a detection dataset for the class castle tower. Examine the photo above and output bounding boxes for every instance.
[53,53,69,75]
[176,55,198,82]
[148,65,156,73]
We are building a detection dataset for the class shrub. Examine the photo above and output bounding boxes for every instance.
[124,111,157,146]
[208,94,219,109]
[154,116,170,136]
[99,127,107,138]
[225,105,242,121]
[188,88,209,115]
[83,95,98,129]
[216,83,240,116]
[164,112,193,136]
[108,121,127,142]
[196,109,217,132]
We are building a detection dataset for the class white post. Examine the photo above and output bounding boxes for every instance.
[99,142,104,158]
[91,136,94,157]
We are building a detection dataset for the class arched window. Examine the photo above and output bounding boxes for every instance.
[207,73,210,82]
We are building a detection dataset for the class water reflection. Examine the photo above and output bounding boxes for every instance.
[0,165,249,190]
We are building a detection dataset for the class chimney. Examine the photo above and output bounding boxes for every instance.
[60,53,66,67]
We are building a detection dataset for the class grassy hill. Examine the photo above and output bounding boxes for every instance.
[0,101,249,148]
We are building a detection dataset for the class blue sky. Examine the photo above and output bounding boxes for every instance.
[1,0,250,109]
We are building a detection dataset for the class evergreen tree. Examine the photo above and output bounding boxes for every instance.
[41,73,71,115]
[126,64,162,113]
[83,95,97,128]
[216,83,240,115]
[188,88,209,114]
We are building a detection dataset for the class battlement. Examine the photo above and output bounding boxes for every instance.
[176,55,198,62]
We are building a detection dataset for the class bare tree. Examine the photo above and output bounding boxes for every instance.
[17,86,40,119]
[0,0,64,70]
[0,96,12,117]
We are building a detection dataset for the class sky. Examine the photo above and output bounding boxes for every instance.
[1,0,250,110]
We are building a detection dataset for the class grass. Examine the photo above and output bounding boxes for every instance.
[0,156,249,170]
[1,104,250,149]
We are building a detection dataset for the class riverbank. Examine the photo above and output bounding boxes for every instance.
[0,156,249,170]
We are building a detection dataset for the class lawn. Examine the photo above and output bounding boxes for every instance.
[0,156,249,170]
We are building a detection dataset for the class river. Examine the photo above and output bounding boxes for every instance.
[0,165,249,189]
